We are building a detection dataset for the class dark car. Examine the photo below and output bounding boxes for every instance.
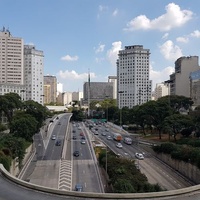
[73,151,79,157]
[72,135,77,140]
[55,139,61,146]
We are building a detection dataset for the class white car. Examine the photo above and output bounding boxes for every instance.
[51,135,56,140]
[107,135,112,140]
[135,153,144,160]
[116,143,123,148]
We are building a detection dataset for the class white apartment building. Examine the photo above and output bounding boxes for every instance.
[117,45,152,108]
[108,76,117,99]
[24,45,44,104]
[154,83,169,101]
[63,92,72,106]
[170,56,200,97]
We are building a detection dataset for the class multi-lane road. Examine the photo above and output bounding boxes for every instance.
[21,114,103,192]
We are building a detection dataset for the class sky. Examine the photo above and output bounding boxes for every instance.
[1,0,200,92]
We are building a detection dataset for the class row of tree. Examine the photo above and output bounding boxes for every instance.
[87,95,200,141]
[0,93,51,170]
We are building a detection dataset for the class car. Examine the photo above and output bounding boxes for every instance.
[55,139,61,146]
[107,135,112,140]
[50,119,54,123]
[81,136,86,140]
[116,143,123,148]
[56,116,59,119]
[75,183,83,192]
[101,132,106,136]
[80,132,84,136]
[72,135,77,140]
[105,128,109,132]
[51,135,56,140]
[72,130,76,133]
[73,150,79,157]
[81,139,86,144]
[58,122,61,125]
[135,153,144,160]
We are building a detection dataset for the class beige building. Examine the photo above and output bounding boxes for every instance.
[44,75,57,104]
[0,27,24,85]
[43,85,51,104]
[170,56,200,97]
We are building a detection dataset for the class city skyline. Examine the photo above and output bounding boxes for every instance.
[1,1,200,92]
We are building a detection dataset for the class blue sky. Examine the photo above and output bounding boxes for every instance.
[1,0,200,92]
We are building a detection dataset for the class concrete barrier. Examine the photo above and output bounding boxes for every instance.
[1,164,200,199]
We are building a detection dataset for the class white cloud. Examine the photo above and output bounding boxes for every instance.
[95,43,105,53]
[58,70,96,80]
[190,30,200,38]
[162,33,169,40]
[107,41,122,67]
[150,65,174,90]
[112,9,118,17]
[61,55,78,61]
[176,36,189,43]
[95,57,105,63]
[159,40,183,61]
[124,3,193,31]
[99,5,108,12]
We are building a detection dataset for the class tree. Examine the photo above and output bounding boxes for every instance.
[24,100,49,130]
[9,113,38,142]
[0,93,22,123]
[163,114,194,141]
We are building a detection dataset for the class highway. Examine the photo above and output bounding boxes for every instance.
[88,122,193,191]
[21,115,103,193]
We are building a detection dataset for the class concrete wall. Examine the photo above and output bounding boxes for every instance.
[10,144,33,176]
[156,153,200,184]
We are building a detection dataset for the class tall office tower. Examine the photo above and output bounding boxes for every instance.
[170,56,200,97]
[117,45,152,108]
[24,45,44,104]
[0,27,24,84]
[108,76,117,99]
[44,75,57,103]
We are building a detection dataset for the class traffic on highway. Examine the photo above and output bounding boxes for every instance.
[21,114,194,194]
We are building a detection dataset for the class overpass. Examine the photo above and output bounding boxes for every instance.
[1,164,200,199]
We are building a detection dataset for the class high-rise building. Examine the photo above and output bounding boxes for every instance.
[170,56,200,97]
[44,75,57,104]
[24,45,44,104]
[0,27,24,85]
[117,45,152,108]
[72,91,83,101]
[0,28,26,98]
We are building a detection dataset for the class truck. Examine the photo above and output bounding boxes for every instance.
[113,133,122,141]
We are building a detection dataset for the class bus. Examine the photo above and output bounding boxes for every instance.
[123,137,132,145]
